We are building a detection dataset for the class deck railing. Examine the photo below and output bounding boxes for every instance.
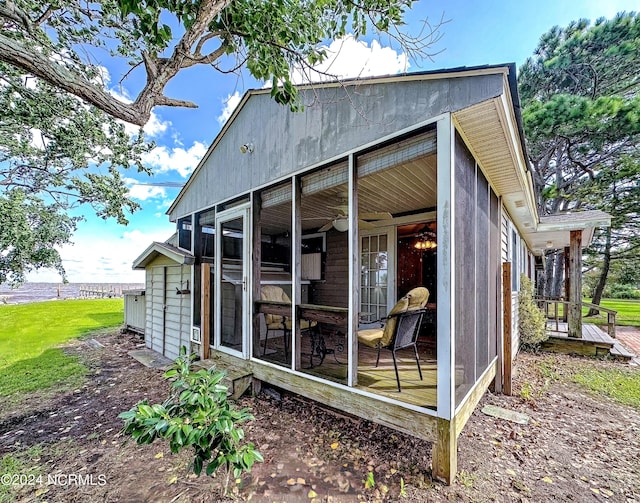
[533,297,617,338]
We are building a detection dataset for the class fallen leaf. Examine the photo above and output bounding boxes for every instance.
[541,476,553,484]
[287,478,296,486]
[308,489,318,498]
[154,452,164,459]
[591,488,600,495]
[297,477,306,485]
[331,442,339,450]
[167,475,178,485]
[601,488,614,497]
[506,468,516,476]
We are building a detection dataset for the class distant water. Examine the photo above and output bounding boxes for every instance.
[0,283,145,304]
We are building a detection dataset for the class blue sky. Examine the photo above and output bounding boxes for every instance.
[26,0,639,283]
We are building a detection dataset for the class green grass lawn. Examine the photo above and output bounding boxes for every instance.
[545,298,640,327]
[583,298,640,327]
[0,299,123,397]
[573,367,640,409]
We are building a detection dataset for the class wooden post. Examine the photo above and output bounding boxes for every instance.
[567,230,582,338]
[348,153,358,387]
[432,418,457,484]
[502,262,512,396]
[563,248,569,323]
[252,193,262,358]
[293,177,302,370]
[201,262,211,359]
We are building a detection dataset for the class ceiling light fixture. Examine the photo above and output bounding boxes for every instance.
[332,218,349,232]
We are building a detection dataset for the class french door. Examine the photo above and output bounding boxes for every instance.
[215,204,250,357]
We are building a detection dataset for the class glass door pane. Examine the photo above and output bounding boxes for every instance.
[217,211,247,355]
[360,232,391,323]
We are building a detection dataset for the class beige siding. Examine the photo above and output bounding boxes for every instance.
[502,211,520,359]
[145,262,191,360]
[164,265,191,360]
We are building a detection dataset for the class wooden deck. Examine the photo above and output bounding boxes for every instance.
[260,333,440,408]
[543,322,633,360]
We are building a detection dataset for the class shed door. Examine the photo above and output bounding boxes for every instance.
[163,265,187,360]
[149,266,165,353]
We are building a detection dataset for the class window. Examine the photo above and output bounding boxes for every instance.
[178,216,192,251]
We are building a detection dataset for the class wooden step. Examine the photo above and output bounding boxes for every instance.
[194,359,253,400]
[610,341,634,361]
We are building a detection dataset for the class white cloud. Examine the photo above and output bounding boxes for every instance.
[124,178,167,201]
[25,227,175,283]
[142,141,207,178]
[264,35,408,87]
[217,91,242,125]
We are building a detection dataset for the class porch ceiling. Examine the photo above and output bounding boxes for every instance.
[261,153,437,235]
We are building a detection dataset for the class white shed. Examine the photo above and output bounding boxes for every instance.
[133,241,194,360]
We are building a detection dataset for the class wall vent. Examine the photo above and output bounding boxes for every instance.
[191,326,202,343]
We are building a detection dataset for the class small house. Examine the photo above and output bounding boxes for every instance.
[132,64,608,482]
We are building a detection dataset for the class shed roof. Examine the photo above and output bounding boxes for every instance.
[132,241,195,270]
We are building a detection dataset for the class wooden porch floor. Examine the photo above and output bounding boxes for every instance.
[543,322,633,360]
[260,335,440,408]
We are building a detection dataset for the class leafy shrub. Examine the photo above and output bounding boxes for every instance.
[608,283,640,299]
[119,347,262,489]
[518,274,548,350]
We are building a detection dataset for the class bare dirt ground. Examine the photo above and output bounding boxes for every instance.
[1,330,639,503]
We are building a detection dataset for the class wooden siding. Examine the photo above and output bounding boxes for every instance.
[205,350,439,442]
[145,260,191,360]
[454,132,477,404]
[124,291,146,334]
[169,74,504,220]
[148,266,165,354]
[163,265,191,359]
[311,230,349,307]
[453,131,500,406]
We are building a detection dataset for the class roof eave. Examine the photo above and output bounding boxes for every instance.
[132,242,195,270]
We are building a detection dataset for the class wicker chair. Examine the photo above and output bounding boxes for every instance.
[357,287,429,391]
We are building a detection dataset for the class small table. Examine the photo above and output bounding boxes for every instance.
[298,304,349,367]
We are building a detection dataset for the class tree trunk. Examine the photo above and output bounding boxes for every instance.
[552,251,564,298]
[543,253,555,297]
[588,227,612,316]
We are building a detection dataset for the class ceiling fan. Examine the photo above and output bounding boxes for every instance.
[314,203,393,232]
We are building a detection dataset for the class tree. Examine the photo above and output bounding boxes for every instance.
[1,0,440,284]
[579,154,640,310]
[0,0,442,127]
[0,62,151,284]
[518,13,640,300]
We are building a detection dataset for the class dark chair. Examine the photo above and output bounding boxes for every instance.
[260,285,315,358]
[357,287,429,392]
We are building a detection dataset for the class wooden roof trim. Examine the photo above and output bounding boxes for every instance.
[537,210,611,232]
[167,65,514,216]
[132,241,195,270]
